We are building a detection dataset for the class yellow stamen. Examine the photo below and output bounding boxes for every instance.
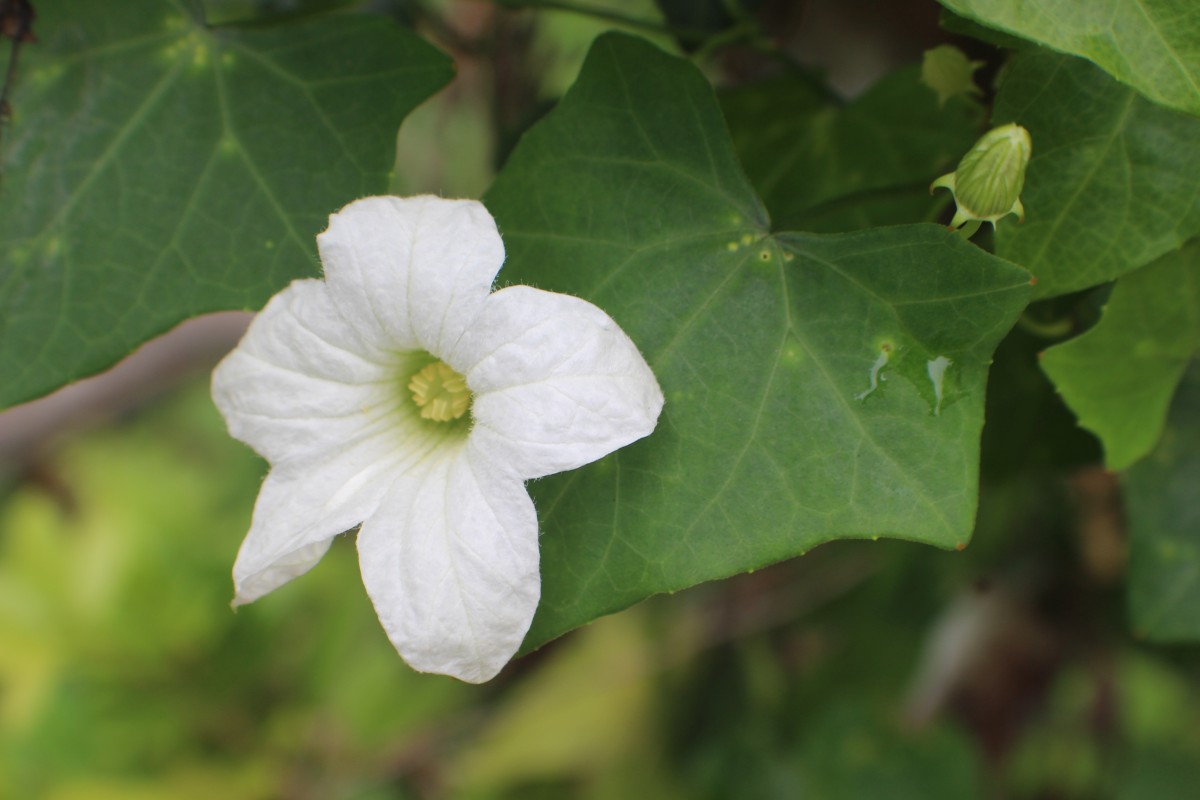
[408,361,471,422]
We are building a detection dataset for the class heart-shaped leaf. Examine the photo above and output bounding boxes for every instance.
[938,0,1200,117]
[1127,363,1200,640]
[720,67,983,232]
[1042,241,1200,470]
[0,1,452,407]
[485,33,1032,649]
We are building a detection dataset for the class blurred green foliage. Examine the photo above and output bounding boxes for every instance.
[2,383,1199,798]
[0,387,477,798]
[4,1,1200,797]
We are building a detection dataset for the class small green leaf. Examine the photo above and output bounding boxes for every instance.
[0,1,453,408]
[1041,242,1200,470]
[720,66,983,232]
[486,33,1032,650]
[1127,364,1200,640]
[938,0,1200,117]
[993,50,1200,298]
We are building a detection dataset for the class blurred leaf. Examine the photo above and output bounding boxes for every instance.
[1125,363,1200,640]
[654,0,762,47]
[1119,749,1200,800]
[532,0,675,99]
[981,325,1103,477]
[486,33,1032,650]
[1116,683,1200,800]
[720,66,983,232]
[1042,242,1200,469]
[1118,652,1200,746]
[665,640,798,799]
[452,611,659,791]
[201,0,358,26]
[0,0,452,408]
[797,705,983,799]
[0,385,473,796]
[1005,664,1106,796]
[42,761,276,800]
[937,0,1200,117]
[992,50,1200,298]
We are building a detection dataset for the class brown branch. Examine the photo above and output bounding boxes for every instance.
[0,0,35,160]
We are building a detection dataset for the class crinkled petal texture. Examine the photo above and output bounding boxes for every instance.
[358,441,540,683]
[454,286,665,480]
[317,195,504,355]
[212,279,451,605]
[213,194,664,683]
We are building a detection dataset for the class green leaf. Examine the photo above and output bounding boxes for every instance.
[937,0,1200,117]
[720,66,983,232]
[485,33,1032,650]
[1126,363,1200,640]
[993,50,1200,299]
[0,1,452,408]
[1041,242,1200,469]
[938,9,1030,51]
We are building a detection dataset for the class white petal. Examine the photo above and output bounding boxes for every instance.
[212,279,406,468]
[453,286,664,480]
[357,442,540,683]
[231,470,342,604]
[317,195,504,355]
[231,441,410,604]
[231,405,462,604]
[214,278,462,604]
[230,421,443,604]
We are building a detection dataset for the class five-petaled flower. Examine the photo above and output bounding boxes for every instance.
[212,195,663,683]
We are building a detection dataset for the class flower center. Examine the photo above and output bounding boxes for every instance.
[408,361,471,422]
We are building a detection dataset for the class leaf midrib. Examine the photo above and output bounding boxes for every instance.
[1128,0,1200,103]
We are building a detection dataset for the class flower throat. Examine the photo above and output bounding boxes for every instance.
[409,361,471,422]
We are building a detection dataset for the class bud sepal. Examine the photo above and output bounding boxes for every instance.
[932,123,1032,232]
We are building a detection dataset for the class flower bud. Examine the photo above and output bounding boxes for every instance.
[921,45,984,107]
[931,123,1032,230]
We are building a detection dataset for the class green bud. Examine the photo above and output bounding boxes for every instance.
[921,45,984,107]
[931,122,1032,230]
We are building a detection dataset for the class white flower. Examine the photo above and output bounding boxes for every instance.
[212,195,663,683]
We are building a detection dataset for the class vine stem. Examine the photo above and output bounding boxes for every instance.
[1017,312,1074,339]
[0,37,18,120]
[0,0,35,167]
[689,19,762,63]
[956,219,983,240]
